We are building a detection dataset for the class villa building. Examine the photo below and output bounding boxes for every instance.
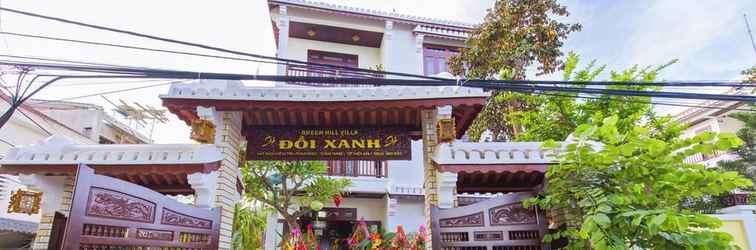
[0,1,752,250]
[675,87,750,168]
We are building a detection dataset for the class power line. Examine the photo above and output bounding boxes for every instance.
[36,81,175,103]
[0,32,284,66]
[0,54,170,70]
[0,7,442,81]
[535,92,756,112]
[1,61,753,102]
[15,108,51,135]
[1,31,751,88]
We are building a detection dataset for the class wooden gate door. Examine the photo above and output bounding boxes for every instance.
[61,164,220,250]
[431,193,549,250]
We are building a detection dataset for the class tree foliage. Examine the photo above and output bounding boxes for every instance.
[717,66,756,190]
[231,201,269,250]
[447,0,581,141]
[241,161,350,235]
[475,52,676,142]
[516,60,753,248]
[448,0,581,79]
[529,115,751,249]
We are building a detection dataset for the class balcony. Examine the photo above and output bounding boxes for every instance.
[326,160,387,178]
[683,151,739,167]
[285,64,383,87]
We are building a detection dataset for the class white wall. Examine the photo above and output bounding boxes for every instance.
[387,140,425,187]
[382,23,423,75]
[287,38,382,69]
[387,199,425,233]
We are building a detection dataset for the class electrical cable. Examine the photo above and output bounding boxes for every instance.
[0,60,753,102]
[15,107,51,135]
[1,32,752,88]
[0,7,444,81]
[34,81,175,103]
[533,91,756,112]
[0,32,286,67]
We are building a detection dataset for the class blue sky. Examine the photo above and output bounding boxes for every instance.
[0,1,753,143]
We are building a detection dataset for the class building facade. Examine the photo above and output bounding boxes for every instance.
[0,94,149,248]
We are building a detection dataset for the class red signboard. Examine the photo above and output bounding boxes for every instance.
[247,127,411,160]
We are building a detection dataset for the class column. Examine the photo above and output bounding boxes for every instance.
[420,108,438,249]
[188,171,219,208]
[415,33,425,75]
[199,106,244,250]
[18,174,68,250]
[385,195,399,230]
[276,5,290,76]
[381,21,393,76]
[437,172,458,209]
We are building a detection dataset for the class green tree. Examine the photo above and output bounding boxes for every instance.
[506,52,676,142]
[241,161,350,237]
[447,0,581,141]
[513,57,752,248]
[717,66,756,190]
[530,116,751,249]
[231,201,269,250]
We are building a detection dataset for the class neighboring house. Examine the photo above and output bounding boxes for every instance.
[266,0,475,247]
[0,94,147,248]
[26,99,151,144]
[675,87,751,168]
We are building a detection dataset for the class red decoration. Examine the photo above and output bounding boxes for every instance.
[333,195,343,208]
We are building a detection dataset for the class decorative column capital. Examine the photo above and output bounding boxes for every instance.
[436,105,455,143]
[191,106,220,144]
[188,171,219,208]
[415,33,425,53]
[437,172,458,209]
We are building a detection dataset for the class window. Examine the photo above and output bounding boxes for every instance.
[423,46,460,76]
[307,50,358,68]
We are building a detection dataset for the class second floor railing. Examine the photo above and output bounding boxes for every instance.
[285,64,383,87]
[683,150,726,164]
[326,160,387,178]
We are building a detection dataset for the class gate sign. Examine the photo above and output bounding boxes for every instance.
[247,127,411,160]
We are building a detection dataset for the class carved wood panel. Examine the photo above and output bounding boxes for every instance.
[431,193,549,250]
[439,212,484,228]
[488,203,537,226]
[61,164,221,250]
[85,187,156,223]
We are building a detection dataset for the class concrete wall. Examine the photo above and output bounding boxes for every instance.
[387,199,425,233]
[387,140,425,187]
[287,37,381,69]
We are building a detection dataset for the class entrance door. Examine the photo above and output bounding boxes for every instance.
[60,164,221,249]
[46,212,67,250]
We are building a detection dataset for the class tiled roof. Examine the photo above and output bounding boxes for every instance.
[414,25,469,40]
[0,217,38,234]
[160,80,489,102]
[270,0,475,29]
[0,135,222,166]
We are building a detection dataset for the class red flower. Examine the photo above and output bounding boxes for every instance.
[333,195,343,208]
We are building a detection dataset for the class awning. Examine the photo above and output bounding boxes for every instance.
[160,80,488,139]
[432,142,556,193]
[0,136,223,195]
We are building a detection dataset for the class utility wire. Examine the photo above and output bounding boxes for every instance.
[1,60,753,102]
[15,107,51,135]
[0,32,285,67]
[0,7,442,81]
[535,92,756,112]
[0,32,751,88]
